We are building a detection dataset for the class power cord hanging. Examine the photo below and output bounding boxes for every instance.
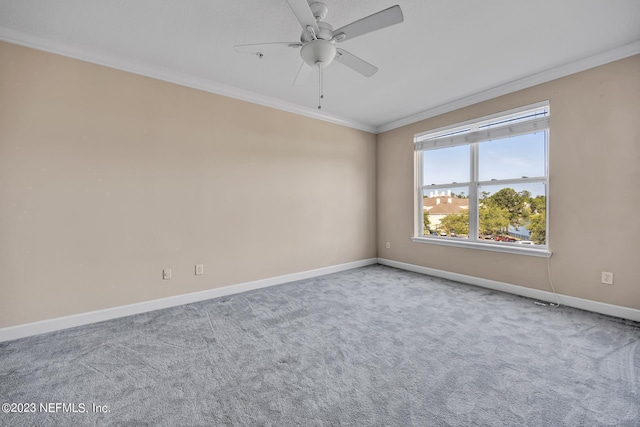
[546,256,561,307]
[534,255,562,308]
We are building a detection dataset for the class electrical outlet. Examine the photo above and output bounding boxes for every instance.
[195,264,204,275]
[163,268,172,280]
[385,242,391,249]
[601,271,613,285]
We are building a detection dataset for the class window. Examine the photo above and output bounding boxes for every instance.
[413,102,550,256]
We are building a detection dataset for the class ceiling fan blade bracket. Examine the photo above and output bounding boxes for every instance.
[333,33,346,42]
[306,25,317,40]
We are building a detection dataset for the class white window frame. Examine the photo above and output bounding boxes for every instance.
[412,101,551,258]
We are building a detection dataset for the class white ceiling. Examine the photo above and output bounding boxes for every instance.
[1,0,639,133]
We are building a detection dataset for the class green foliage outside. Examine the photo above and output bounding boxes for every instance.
[437,188,546,243]
[423,211,430,234]
[528,210,546,244]
[451,192,468,199]
[478,204,509,236]
[484,188,530,229]
[439,210,469,236]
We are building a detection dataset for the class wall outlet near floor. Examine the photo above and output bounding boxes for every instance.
[601,271,614,285]
[195,264,204,275]
[385,242,391,249]
[163,268,172,280]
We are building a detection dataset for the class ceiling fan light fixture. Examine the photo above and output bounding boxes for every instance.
[300,39,336,67]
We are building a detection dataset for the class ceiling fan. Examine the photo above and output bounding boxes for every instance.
[234,0,404,109]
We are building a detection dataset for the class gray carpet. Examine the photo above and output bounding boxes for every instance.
[1,265,639,426]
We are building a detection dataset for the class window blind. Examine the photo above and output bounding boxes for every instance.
[415,116,549,151]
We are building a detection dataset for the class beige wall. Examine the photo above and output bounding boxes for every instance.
[1,40,638,329]
[0,41,377,327]
[378,54,640,310]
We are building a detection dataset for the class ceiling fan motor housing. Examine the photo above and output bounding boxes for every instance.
[300,20,333,42]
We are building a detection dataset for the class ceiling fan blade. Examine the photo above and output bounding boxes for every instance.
[333,5,404,42]
[334,49,378,77]
[293,61,314,86]
[234,42,301,54]
[286,0,320,35]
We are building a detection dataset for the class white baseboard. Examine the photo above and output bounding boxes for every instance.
[4,257,635,342]
[0,258,377,342]
[377,258,640,323]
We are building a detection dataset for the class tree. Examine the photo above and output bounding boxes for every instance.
[440,210,469,236]
[478,204,510,236]
[529,195,546,215]
[486,188,531,229]
[423,211,431,234]
[528,211,546,244]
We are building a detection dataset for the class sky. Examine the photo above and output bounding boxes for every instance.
[422,132,547,198]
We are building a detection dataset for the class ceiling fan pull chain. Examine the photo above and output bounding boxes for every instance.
[318,62,324,109]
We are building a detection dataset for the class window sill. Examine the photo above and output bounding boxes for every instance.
[411,237,552,258]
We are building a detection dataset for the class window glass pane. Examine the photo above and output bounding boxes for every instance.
[423,145,469,185]
[478,182,546,245]
[422,186,469,239]
[478,132,546,181]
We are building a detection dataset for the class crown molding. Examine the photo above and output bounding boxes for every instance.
[1,26,638,136]
[0,26,377,134]
[376,39,640,134]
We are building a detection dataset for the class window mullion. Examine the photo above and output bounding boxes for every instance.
[416,151,424,237]
[469,143,479,241]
